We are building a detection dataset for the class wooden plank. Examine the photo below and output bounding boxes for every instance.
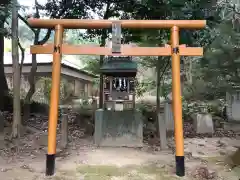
[28,18,206,29]
[30,44,203,56]
[179,47,203,56]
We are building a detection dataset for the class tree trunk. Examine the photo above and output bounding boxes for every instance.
[156,57,167,150]
[11,0,21,138]
[22,53,37,124]
[0,23,9,111]
[0,0,11,134]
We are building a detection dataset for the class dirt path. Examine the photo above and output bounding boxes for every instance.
[0,131,239,180]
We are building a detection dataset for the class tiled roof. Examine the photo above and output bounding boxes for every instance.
[4,52,83,70]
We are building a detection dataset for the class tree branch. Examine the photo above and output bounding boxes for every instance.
[34,0,45,10]
[159,58,170,81]
[18,38,25,76]
[99,1,112,46]
[34,0,40,18]
[37,29,52,45]
[18,14,36,33]
[103,2,111,19]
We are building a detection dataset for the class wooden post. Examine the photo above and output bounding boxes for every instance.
[171,26,185,177]
[60,114,68,149]
[46,24,63,176]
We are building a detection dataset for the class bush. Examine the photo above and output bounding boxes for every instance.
[2,92,49,114]
[182,99,225,115]
[41,77,74,104]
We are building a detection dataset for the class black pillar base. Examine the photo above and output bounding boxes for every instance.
[46,154,55,176]
[175,156,185,177]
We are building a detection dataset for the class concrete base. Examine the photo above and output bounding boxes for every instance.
[193,113,214,134]
[94,109,143,147]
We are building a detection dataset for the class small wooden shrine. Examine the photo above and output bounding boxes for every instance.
[101,56,137,111]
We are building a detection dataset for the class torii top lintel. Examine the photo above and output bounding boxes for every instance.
[27,18,206,29]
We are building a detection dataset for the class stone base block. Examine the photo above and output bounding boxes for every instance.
[94,109,143,147]
[193,113,214,134]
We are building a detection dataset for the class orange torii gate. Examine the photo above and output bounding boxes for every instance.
[27,18,206,177]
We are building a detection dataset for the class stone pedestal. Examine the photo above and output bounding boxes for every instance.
[193,113,214,134]
[158,113,167,150]
[94,109,143,147]
[60,114,68,149]
[94,109,103,146]
[163,102,174,131]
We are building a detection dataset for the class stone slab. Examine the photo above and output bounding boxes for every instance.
[193,113,214,134]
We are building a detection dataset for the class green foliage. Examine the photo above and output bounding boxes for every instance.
[135,101,156,115]
[182,98,225,117]
[187,1,240,100]
[42,77,51,101]
[122,0,220,102]
[135,79,151,97]
[44,0,88,19]
[0,0,12,35]
[201,17,240,97]
[82,57,100,75]
[64,30,100,74]
[41,77,74,104]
